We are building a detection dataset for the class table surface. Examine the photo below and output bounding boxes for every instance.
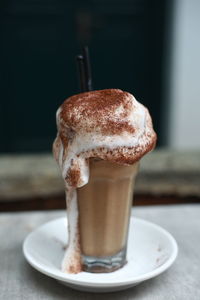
[0,205,200,300]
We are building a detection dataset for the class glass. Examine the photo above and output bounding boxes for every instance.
[77,159,139,273]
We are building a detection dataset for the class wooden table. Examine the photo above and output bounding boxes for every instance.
[0,205,199,299]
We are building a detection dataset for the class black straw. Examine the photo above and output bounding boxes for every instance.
[82,46,93,91]
[76,46,93,92]
[76,55,87,92]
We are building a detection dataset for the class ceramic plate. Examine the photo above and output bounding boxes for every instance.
[23,216,178,292]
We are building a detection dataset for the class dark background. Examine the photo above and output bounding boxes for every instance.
[0,0,170,153]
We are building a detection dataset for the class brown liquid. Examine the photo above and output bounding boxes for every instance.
[77,159,139,258]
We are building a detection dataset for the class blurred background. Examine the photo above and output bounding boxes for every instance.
[0,0,200,209]
[1,0,199,153]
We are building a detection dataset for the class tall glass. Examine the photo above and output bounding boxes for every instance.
[77,159,139,273]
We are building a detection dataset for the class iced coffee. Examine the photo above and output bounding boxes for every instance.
[78,159,139,272]
[53,89,156,273]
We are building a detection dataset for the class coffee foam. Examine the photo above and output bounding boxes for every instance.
[61,189,82,273]
[53,89,156,188]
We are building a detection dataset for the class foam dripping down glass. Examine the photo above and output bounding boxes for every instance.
[53,89,157,273]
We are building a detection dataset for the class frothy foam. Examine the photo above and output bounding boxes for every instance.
[54,89,156,188]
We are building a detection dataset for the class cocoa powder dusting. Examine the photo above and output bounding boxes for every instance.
[66,168,81,187]
[56,88,157,184]
[60,89,135,135]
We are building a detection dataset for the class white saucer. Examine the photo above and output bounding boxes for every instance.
[23,216,178,293]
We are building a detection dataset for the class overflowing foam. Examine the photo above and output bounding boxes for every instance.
[54,89,156,188]
[53,89,156,273]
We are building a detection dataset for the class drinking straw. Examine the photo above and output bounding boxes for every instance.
[76,55,87,92]
[82,46,93,91]
[76,46,93,92]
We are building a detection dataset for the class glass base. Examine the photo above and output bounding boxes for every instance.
[82,247,127,273]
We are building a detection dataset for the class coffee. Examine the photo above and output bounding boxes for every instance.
[53,89,156,273]
[78,159,139,272]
